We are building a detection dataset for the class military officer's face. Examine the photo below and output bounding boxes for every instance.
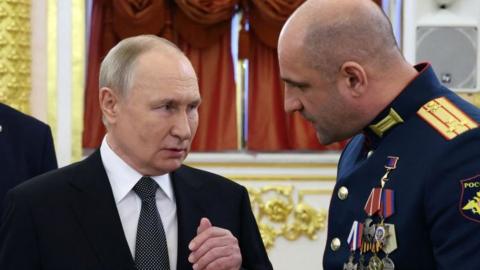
[278,36,353,145]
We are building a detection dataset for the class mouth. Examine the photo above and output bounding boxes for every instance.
[300,112,315,124]
[164,148,188,157]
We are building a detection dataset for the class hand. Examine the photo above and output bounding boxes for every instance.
[188,217,242,270]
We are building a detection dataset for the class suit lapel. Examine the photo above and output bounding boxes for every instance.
[68,150,135,270]
[171,166,206,270]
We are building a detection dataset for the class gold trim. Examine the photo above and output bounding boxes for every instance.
[185,162,338,168]
[369,108,404,137]
[247,186,329,249]
[71,0,85,161]
[298,189,333,200]
[229,175,336,181]
[47,0,57,144]
[418,97,478,140]
[0,0,31,112]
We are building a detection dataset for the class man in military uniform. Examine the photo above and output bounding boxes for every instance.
[278,0,480,269]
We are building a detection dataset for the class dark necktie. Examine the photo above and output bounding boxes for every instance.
[133,177,170,270]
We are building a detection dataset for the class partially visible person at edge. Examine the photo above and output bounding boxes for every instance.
[0,102,57,219]
[0,35,272,270]
[278,0,480,269]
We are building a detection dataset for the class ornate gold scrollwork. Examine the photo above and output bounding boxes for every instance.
[247,186,328,249]
[0,0,31,112]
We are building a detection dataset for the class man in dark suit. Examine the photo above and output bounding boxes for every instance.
[0,103,57,218]
[0,35,272,270]
[278,0,480,269]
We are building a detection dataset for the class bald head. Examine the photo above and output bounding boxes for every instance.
[279,0,400,78]
[99,35,189,97]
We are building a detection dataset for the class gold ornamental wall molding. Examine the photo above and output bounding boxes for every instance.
[229,175,336,182]
[0,0,31,112]
[247,185,330,250]
[186,152,339,249]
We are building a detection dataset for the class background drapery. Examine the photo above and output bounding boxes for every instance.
[84,0,382,151]
[83,0,173,148]
[174,0,238,150]
[243,0,346,150]
[83,0,237,150]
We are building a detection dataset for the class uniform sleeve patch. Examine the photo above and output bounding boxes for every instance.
[459,175,480,223]
[417,97,478,140]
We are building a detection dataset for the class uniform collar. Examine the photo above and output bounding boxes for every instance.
[363,63,447,150]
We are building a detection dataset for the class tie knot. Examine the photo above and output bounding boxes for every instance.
[133,177,159,201]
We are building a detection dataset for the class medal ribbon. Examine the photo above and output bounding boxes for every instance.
[381,189,395,218]
[347,221,363,251]
[364,188,382,216]
[385,156,399,169]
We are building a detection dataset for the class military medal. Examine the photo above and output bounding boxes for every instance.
[381,156,399,188]
[367,254,383,270]
[382,255,395,270]
[344,221,363,270]
[345,156,400,270]
[382,224,397,255]
[364,188,382,216]
[358,253,367,270]
[343,255,358,270]
[362,218,375,253]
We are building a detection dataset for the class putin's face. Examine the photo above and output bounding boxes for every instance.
[105,49,201,175]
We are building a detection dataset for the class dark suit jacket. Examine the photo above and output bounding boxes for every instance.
[0,103,57,218]
[0,150,272,270]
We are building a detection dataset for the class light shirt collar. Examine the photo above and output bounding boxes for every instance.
[100,136,174,204]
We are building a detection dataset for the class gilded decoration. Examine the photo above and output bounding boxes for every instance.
[0,0,31,112]
[247,186,328,249]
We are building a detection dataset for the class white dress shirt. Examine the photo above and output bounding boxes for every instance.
[100,136,178,270]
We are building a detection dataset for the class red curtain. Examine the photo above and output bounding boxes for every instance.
[173,0,238,150]
[83,0,172,148]
[83,0,237,150]
[84,0,380,151]
[244,0,345,150]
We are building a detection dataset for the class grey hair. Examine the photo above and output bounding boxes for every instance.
[99,35,183,96]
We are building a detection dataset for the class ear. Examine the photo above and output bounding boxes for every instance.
[99,87,121,125]
[337,61,368,98]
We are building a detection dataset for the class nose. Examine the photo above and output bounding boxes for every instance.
[171,112,192,141]
[284,88,303,113]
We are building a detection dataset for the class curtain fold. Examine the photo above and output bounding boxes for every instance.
[173,0,238,150]
[83,0,237,150]
[245,0,345,150]
[83,0,107,148]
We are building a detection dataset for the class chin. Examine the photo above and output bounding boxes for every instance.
[163,159,184,172]
[316,132,338,145]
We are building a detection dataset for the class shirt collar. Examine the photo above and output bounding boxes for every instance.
[100,136,174,204]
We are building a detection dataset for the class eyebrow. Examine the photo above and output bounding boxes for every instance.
[282,78,310,88]
[155,96,202,105]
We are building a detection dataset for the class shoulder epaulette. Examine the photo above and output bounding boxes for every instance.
[417,97,478,140]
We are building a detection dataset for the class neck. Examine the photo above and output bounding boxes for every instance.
[361,60,418,126]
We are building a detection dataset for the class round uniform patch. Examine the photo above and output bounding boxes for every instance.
[459,175,480,223]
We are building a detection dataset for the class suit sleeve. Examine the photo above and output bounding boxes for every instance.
[425,131,480,270]
[0,190,41,269]
[40,125,58,172]
[238,186,273,270]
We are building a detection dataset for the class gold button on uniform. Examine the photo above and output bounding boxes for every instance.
[337,186,349,200]
[330,237,341,251]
